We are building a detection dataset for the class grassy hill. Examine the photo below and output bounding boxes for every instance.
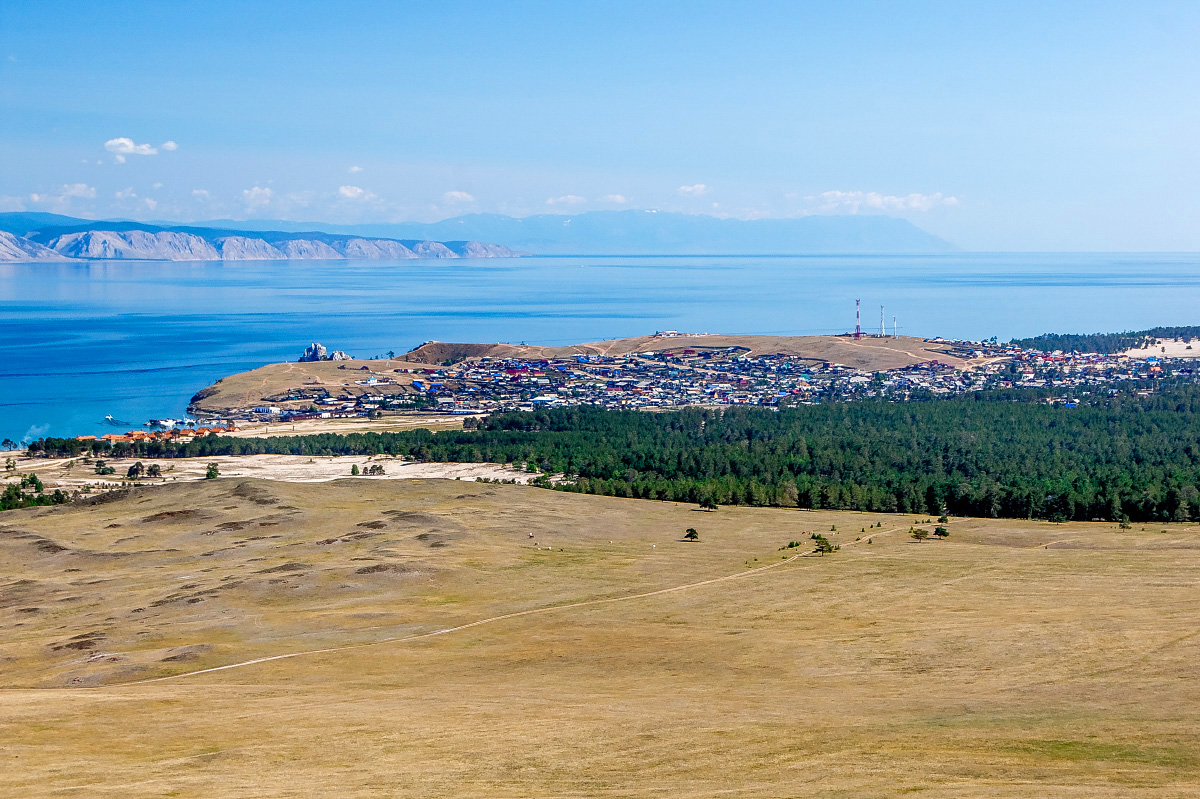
[3,478,1200,796]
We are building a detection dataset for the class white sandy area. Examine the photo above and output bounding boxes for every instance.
[1121,338,1200,359]
[6,455,533,492]
[220,415,465,437]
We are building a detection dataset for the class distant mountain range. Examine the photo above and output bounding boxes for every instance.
[0,212,519,263]
[188,210,955,254]
[0,209,954,262]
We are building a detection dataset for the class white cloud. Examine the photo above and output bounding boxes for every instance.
[598,194,628,204]
[678,184,709,196]
[114,187,137,200]
[144,198,158,211]
[338,185,375,200]
[28,184,96,212]
[546,194,586,206]
[443,190,475,203]
[813,190,959,213]
[242,186,273,208]
[152,182,163,189]
[348,165,363,173]
[104,137,158,163]
[161,140,178,151]
[0,195,26,211]
[192,189,210,199]
[62,183,97,199]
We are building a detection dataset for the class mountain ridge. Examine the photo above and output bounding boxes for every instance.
[185,210,955,254]
[0,213,521,263]
[0,210,954,262]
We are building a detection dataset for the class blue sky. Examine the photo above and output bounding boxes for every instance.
[1,1,1197,250]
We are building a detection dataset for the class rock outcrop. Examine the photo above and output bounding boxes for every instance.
[336,238,417,259]
[50,231,220,261]
[299,343,353,362]
[0,212,523,263]
[299,343,328,362]
[278,239,344,259]
[216,236,285,260]
[406,241,458,258]
[0,231,72,262]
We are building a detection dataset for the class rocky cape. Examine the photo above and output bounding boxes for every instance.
[0,213,521,263]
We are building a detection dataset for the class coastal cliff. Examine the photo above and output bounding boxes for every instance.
[0,230,72,262]
[0,213,522,263]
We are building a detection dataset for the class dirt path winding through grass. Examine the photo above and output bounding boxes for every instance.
[108,527,903,689]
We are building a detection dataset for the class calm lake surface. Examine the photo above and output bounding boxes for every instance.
[2,252,1199,441]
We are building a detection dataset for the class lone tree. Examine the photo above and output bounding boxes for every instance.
[683,528,700,541]
[126,461,144,479]
[934,525,949,538]
[205,462,220,479]
[911,527,930,542]
[146,463,162,478]
[812,534,835,555]
[351,464,360,475]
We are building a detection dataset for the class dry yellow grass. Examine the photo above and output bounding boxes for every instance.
[3,479,1200,796]
[189,358,433,414]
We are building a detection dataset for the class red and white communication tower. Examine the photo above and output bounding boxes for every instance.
[854,299,861,339]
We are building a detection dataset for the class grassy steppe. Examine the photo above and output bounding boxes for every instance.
[3,478,1199,796]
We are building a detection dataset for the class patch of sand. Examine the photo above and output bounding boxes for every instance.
[1122,337,1200,358]
[5,454,531,491]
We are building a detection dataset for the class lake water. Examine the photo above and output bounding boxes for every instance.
[2,252,1199,442]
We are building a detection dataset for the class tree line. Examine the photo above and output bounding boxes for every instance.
[25,387,1200,523]
[1011,326,1200,355]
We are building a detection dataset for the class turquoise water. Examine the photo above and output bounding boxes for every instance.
[2,253,1198,442]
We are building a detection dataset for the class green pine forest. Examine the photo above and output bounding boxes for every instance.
[1011,326,1200,355]
[28,386,1200,523]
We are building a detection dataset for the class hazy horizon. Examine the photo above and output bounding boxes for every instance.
[3,2,1198,252]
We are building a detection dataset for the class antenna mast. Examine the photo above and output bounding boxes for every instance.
[879,305,885,338]
[893,315,898,339]
[855,299,861,339]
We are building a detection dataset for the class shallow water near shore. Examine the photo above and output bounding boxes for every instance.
[2,252,1198,441]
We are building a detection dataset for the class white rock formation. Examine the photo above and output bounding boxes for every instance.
[50,230,220,260]
[216,236,285,260]
[337,238,418,259]
[4,224,518,262]
[408,241,458,258]
[0,231,74,262]
[278,239,345,259]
